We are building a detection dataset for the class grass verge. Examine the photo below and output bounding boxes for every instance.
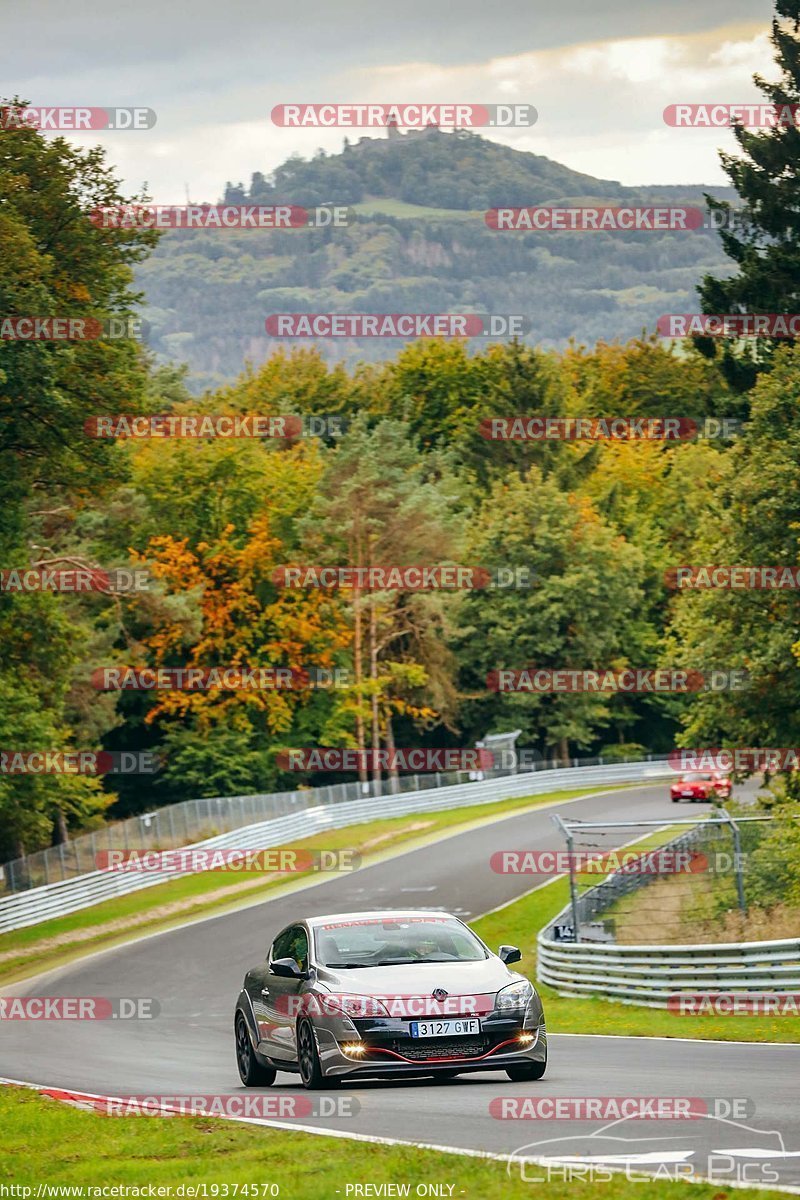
[352,196,479,220]
[1,1085,793,1199]
[0,784,623,985]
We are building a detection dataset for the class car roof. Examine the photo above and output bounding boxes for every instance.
[305,910,456,927]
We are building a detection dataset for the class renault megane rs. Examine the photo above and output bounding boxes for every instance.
[234,909,547,1088]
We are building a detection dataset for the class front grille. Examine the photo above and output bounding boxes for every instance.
[392,1036,489,1060]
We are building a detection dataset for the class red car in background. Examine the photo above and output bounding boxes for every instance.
[670,771,732,802]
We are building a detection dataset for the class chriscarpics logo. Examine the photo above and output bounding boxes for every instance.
[508,1110,794,1187]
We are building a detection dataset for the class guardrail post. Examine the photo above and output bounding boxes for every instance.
[731,820,747,917]
[552,814,581,943]
[714,807,747,916]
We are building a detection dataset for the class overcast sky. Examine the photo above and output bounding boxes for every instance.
[2,0,777,202]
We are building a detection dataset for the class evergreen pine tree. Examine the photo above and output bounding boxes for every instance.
[697,1,800,391]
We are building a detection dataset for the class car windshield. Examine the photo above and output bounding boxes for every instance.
[314,917,487,968]
[683,773,712,781]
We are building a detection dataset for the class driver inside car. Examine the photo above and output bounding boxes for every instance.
[288,930,308,972]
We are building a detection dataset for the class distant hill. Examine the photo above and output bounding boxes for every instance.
[225,126,631,210]
[137,128,737,390]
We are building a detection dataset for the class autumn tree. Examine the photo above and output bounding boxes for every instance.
[0,100,159,853]
[116,434,351,801]
[304,416,463,790]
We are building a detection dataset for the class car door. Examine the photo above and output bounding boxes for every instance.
[258,923,310,1062]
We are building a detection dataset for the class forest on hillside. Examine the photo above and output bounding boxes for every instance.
[138,129,738,389]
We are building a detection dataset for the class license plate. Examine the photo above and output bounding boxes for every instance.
[681,791,693,797]
[409,1019,480,1038]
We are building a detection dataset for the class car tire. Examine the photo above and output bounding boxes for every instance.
[297,1019,326,1090]
[672,797,680,803]
[506,1058,547,1082]
[235,1012,277,1087]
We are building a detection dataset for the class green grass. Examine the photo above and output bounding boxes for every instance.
[1,1085,793,1199]
[472,871,800,1044]
[0,784,622,985]
[352,196,479,220]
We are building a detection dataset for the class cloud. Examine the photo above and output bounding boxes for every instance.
[347,24,775,187]
[2,12,777,198]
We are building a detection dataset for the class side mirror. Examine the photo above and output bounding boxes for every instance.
[270,956,309,980]
[499,944,522,966]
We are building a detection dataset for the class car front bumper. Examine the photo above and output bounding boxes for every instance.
[315,1013,547,1078]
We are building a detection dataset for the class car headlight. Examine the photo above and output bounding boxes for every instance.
[496,979,535,1010]
[319,993,390,1019]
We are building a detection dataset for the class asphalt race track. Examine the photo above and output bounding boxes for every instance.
[3,781,800,1190]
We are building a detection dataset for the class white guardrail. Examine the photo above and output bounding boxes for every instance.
[538,921,800,1007]
[0,761,669,933]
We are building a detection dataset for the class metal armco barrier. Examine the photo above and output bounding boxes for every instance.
[537,818,800,1006]
[538,821,799,1008]
[537,930,800,1007]
[1,753,651,894]
[0,759,669,933]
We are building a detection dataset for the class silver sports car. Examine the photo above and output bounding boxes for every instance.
[234,909,547,1088]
